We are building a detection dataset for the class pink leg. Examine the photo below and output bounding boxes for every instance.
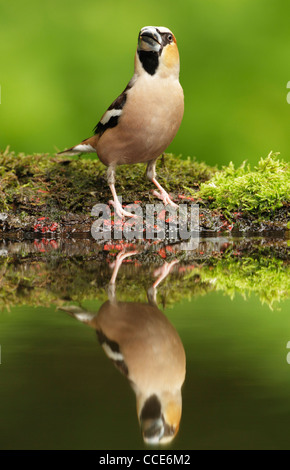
[107,165,136,218]
[153,260,179,288]
[152,178,178,207]
[109,183,137,218]
[147,259,179,305]
[146,159,178,207]
[109,250,138,285]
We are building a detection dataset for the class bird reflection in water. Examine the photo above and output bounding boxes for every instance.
[61,251,186,445]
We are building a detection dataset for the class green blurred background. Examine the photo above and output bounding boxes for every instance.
[1,0,290,167]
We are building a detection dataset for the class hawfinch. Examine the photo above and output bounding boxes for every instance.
[60,252,186,445]
[58,26,184,218]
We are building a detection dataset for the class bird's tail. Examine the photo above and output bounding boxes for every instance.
[58,306,97,324]
[57,135,98,155]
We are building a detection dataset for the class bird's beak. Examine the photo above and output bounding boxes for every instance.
[138,27,162,53]
[141,417,164,444]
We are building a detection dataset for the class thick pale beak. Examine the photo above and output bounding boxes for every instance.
[138,27,162,52]
[141,417,164,444]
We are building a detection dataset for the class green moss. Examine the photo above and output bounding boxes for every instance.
[0,240,288,310]
[0,148,215,215]
[1,148,288,232]
[200,257,289,309]
[195,152,290,215]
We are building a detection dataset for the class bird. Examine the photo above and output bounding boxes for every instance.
[60,251,186,445]
[58,26,184,218]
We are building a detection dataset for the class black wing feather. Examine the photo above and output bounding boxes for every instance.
[93,81,133,135]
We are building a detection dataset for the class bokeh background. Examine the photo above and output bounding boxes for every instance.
[1,0,290,167]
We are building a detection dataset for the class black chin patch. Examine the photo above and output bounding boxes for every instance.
[138,50,159,75]
[141,394,162,420]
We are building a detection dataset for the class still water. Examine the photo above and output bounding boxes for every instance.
[0,237,289,450]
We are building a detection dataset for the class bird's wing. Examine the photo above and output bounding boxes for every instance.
[57,79,135,156]
[96,329,129,377]
[93,80,134,136]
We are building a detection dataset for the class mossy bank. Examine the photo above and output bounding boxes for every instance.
[0,148,289,237]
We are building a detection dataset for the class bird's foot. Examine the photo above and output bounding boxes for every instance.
[153,259,179,283]
[109,200,137,218]
[152,190,178,208]
[152,260,178,288]
[109,249,138,286]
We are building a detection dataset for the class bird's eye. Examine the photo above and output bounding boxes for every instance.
[167,34,173,42]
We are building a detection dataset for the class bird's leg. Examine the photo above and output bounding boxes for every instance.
[146,159,178,208]
[107,165,136,218]
[109,250,138,285]
[108,250,138,302]
[147,259,179,306]
[153,259,179,289]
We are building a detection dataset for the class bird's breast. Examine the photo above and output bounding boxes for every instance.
[96,76,184,166]
[97,301,186,392]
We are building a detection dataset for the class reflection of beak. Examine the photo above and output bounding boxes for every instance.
[141,416,177,445]
[141,417,164,444]
[138,27,162,52]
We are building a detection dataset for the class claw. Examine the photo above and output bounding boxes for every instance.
[109,200,137,218]
[152,190,178,208]
[152,259,179,289]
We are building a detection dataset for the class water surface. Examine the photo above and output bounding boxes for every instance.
[0,237,289,449]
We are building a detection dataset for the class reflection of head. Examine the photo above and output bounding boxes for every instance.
[138,391,182,445]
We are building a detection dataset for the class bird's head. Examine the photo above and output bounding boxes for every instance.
[137,391,182,445]
[136,26,180,78]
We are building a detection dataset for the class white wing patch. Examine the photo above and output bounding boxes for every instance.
[100,109,122,125]
[102,343,124,362]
